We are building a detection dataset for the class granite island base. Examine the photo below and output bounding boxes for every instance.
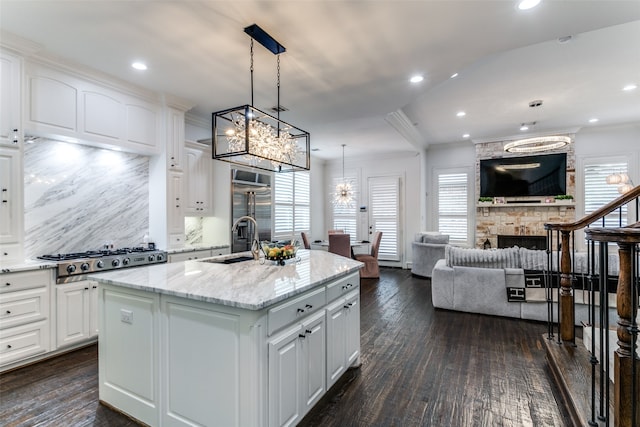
[89,250,363,427]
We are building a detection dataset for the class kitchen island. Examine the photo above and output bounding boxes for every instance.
[89,249,363,427]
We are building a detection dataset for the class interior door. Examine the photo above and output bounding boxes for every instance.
[367,176,401,262]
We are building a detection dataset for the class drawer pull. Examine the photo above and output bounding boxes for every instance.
[305,329,312,334]
[298,333,306,339]
[92,285,97,289]
[84,287,89,290]
[305,304,313,309]
[297,308,305,313]
[344,303,354,309]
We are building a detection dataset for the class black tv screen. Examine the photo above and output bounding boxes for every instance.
[480,153,567,197]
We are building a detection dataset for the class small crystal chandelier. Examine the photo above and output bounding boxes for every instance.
[212,24,310,172]
[332,144,355,207]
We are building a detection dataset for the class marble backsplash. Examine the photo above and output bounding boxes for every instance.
[24,139,149,258]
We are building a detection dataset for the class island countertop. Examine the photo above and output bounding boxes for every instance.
[88,249,363,310]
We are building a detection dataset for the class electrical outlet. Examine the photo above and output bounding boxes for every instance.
[120,309,133,324]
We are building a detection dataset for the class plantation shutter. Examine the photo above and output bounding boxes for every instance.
[584,162,628,227]
[438,172,468,244]
[274,171,310,241]
[369,176,400,261]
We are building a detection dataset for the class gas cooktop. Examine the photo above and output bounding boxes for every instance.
[38,247,167,283]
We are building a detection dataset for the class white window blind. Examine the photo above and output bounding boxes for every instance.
[274,171,310,241]
[369,176,400,261]
[332,175,358,239]
[437,172,468,244]
[584,162,628,227]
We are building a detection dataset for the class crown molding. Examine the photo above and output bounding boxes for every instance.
[385,109,426,149]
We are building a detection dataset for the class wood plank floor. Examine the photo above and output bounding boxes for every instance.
[0,268,570,426]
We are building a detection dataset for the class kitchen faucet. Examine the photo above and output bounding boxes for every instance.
[231,215,261,260]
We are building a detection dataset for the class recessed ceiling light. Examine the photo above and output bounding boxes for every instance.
[456,111,466,117]
[520,125,529,131]
[131,62,148,71]
[518,0,541,10]
[589,118,599,123]
[623,84,637,91]
[450,73,459,79]
[462,133,470,138]
[409,75,424,83]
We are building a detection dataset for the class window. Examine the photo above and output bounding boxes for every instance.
[332,175,358,239]
[274,171,310,241]
[584,161,628,227]
[437,172,468,244]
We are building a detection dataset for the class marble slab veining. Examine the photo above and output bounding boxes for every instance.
[23,139,150,258]
[0,260,57,274]
[167,244,230,254]
[89,250,363,310]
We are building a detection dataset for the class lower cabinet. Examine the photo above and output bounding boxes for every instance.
[326,289,360,389]
[0,269,52,370]
[56,280,99,348]
[268,310,326,427]
[167,249,212,262]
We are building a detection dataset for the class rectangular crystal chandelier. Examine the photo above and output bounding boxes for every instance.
[213,105,310,172]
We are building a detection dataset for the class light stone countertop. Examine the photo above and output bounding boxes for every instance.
[166,244,230,254]
[0,259,57,274]
[89,249,363,310]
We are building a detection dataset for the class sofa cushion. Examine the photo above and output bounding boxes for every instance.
[445,246,520,269]
[414,232,442,243]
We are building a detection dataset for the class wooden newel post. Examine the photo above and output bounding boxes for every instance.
[559,230,575,343]
[614,242,640,427]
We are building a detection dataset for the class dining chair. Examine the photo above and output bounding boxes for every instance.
[328,233,351,258]
[300,231,311,249]
[354,231,383,278]
[328,229,344,235]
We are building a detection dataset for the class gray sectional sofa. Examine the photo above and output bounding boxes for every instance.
[431,245,619,324]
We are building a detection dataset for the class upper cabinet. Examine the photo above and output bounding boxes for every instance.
[0,50,22,146]
[24,62,160,154]
[185,141,212,216]
[167,108,184,170]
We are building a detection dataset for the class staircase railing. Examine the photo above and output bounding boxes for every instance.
[544,185,640,427]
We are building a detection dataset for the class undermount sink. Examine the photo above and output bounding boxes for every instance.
[200,255,255,264]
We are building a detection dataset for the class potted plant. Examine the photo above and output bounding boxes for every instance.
[478,197,493,205]
[554,194,574,205]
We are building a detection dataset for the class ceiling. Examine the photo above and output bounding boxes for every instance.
[1,1,639,160]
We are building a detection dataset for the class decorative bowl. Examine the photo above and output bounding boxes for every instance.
[261,240,300,265]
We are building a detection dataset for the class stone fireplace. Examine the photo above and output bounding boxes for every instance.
[474,139,576,248]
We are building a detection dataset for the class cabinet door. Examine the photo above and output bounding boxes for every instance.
[0,148,22,246]
[0,51,21,146]
[167,249,212,263]
[344,290,361,367]
[167,108,184,170]
[300,311,326,415]
[325,298,346,388]
[89,282,99,337]
[168,171,184,236]
[185,143,212,215]
[268,323,302,427]
[56,281,91,348]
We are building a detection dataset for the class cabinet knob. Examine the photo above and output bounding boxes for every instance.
[7,344,12,349]
[5,282,10,287]
[6,310,11,314]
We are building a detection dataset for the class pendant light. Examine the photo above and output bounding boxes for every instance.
[504,100,572,153]
[212,24,310,172]
[332,144,355,207]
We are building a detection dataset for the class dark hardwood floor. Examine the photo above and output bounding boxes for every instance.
[0,268,570,426]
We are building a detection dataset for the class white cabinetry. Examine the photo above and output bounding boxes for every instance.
[268,310,326,427]
[184,141,212,215]
[25,62,160,154]
[1,50,22,147]
[167,249,212,262]
[0,270,52,370]
[167,171,185,248]
[0,147,23,262]
[325,274,360,389]
[167,108,184,170]
[55,280,98,348]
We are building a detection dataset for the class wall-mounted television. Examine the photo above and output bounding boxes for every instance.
[480,153,567,197]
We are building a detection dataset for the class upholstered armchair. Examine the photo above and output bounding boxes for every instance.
[411,232,450,278]
[354,231,383,279]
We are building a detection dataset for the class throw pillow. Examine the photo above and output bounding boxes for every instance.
[445,246,521,269]
[422,234,449,244]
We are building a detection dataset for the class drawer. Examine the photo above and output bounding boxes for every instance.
[0,269,52,294]
[0,242,21,263]
[169,233,184,247]
[0,287,49,329]
[326,272,359,303]
[268,287,326,336]
[0,319,50,366]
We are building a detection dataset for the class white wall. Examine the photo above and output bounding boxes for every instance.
[309,156,326,242]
